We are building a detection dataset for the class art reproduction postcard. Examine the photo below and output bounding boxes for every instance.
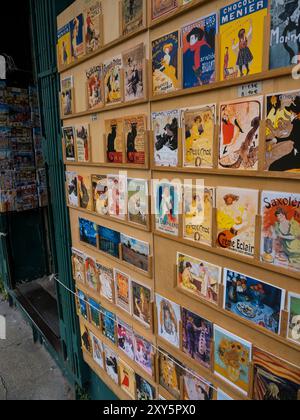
[182,105,215,168]
[84,1,103,54]
[183,185,214,246]
[181,14,217,88]
[127,178,148,227]
[97,263,114,303]
[120,234,150,273]
[265,90,300,172]
[103,56,123,105]
[61,80,74,117]
[253,348,300,400]
[154,180,181,236]
[57,24,71,68]
[134,333,154,377]
[269,0,300,70]
[152,31,180,95]
[85,256,98,291]
[287,292,300,346]
[260,191,300,272]
[114,269,131,314]
[220,0,268,81]
[117,318,135,360]
[92,175,108,216]
[101,307,116,344]
[224,269,285,334]
[62,126,76,161]
[80,323,92,354]
[119,359,136,398]
[78,290,88,320]
[183,370,214,401]
[86,65,103,110]
[75,124,90,163]
[105,118,124,164]
[219,97,263,170]
[88,297,101,328]
[107,174,127,220]
[136,374,156,400]
[72,248,85,284]
[90,332,104,369]
[159,349,183,399]
[131,280,152,328]
[152,110,179,167]
[66,171,78,207]
[79,218,98,247]
[216,187,259,257]
[214,325,252,395]
[121,0,144,36]
[182,308,213,369]
[156,294,181,349]
[77,174,93,212]
[70,14,85,60]
[151,0,178,21]
[123,44,145,103]
[104,344,119,384]
[124,114,146,165]
[177,252,221,305]
[98,226,120,258]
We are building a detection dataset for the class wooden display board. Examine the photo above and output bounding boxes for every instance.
[59,0,300,401]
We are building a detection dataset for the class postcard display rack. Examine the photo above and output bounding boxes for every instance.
[58,0,300,401]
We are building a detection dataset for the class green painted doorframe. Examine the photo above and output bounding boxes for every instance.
[29,0,117,400]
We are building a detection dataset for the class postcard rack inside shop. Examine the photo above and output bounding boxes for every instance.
[58,0,300,401]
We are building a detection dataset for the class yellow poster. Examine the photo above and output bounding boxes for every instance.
[57,24,71,68]
[220,0,268,81]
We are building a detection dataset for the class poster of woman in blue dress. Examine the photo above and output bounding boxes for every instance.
[181,13,217,89]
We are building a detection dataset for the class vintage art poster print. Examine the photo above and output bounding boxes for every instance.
[136,374,156,400]
[154,180,181,236]
[97,263,114,303]
[117,318,135,360]
[223,268,285,334]
[123,44,145,103]
[216,187,259,257]
[152,109,179,167]
[75,124,90,163]
[134,333,154,377]
[57,24,71,68]
[287,292,300,346]
[114,269,131,314]
[152,31,180,95]
[214,325,252,395]
[131,280,152,328]
[103,56,123,105]
[72,248,85,284]
[105,118,124,164]
[219,97,263,170]
[104,344,119,384]
[70,14,85,60]
[90,332,104,369]
[92,175,108,216]
[177,252,221,305]
[121,234,150,273]
[98,226,120,258]
[66,171,78,207]
[253,348,300,400]
[88,297,101,328]
[159,349,183,399]
[84,1,103,54]
[261,191,300,272]
[127,178,148,227]
[79,218,98,247]
[269,0,300,70]
[121,0,144,36]
[101,307,116,344]
[63,126,76,162]
[181,14,217,88]
[183,185,214,246]
[77,290,88,320]
[119,359,136,398]
[124,114,146,165]
[61,77,74,117]
[85,256,98,291]
[86,65,103,110]
[77,174,93,212]
[156,294,181,349]
[182,308,213,369]
[107,174,126,220]
[151,0,178,20]
[265,90,300,172]
[183,370,214,401]
[220,0,268,81]
[182,105,215,168]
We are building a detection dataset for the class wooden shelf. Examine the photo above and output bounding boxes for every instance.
[64,161,151,170]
